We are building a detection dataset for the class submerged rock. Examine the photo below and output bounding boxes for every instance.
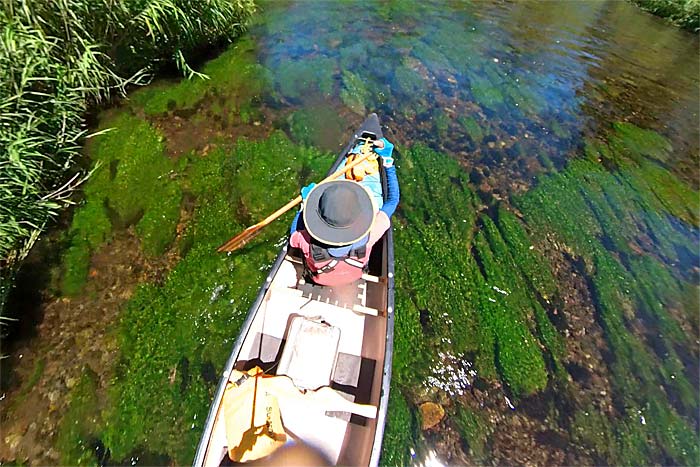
[420,402,445,430]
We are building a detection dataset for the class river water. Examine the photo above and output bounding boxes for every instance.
[1,0,698,465]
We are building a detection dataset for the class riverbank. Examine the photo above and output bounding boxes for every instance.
[0,0,256,321]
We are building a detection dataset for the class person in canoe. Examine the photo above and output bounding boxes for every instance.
[289,138,399,286]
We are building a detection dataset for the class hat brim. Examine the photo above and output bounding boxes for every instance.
[303,180,375,246]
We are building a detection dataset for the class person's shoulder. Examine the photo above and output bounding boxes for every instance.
[290,230,307,247]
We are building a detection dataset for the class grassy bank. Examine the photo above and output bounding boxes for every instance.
[0,0,256,319]
[631,0,700,30]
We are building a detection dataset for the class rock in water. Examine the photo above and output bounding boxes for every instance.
[419,402,445,430]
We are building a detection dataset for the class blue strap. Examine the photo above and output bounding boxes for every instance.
[290,210,304,234]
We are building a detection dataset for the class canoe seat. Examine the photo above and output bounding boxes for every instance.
[277,316,340,390]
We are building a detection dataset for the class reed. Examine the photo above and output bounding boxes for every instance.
[0,0,255,317]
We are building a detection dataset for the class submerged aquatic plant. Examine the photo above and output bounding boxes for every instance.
[515,123,699,465]
[98,133,332,463]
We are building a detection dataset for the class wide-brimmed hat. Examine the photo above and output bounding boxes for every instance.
[303,180,375,246]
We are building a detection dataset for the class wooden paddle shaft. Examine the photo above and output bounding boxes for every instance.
[217,146,377,252]
[260,149,376,225]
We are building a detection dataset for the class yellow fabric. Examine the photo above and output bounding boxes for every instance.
[222,367,287,463]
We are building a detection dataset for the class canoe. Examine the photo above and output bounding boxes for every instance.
[193,113,396,467]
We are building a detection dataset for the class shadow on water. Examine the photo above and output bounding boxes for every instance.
[1,228,66,391]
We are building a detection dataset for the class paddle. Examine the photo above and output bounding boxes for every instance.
[217,138,377,253]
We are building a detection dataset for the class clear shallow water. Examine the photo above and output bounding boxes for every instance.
[3,1,698,465]
[253,0,698,191]
[244,0,699,464]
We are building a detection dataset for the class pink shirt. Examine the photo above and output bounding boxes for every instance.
[289,211,391,286]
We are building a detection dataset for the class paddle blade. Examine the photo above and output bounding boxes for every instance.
[217,225,263,252]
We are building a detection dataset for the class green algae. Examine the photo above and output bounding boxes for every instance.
[514,123,699,465]
[61,113,185,294]
[61,190,112,295]
[458,115,484,144]
[56,369,100,465]
[570,405,618,463]
[102,132,332,462]
[410,40,457,76]
[340,70,370,115]
[394,146,565,398]
[608,122,672,164]
[454,406,491,460]
[468,73,505,110]
[6,358,45,413]
[393,64,425,98]
[380,388,420,467]
[338,41,370,71]
[473,227,548,396]
[129,36,270,115]
[431,108,450,139]
[286,106,348,151]
[276,57,336,101]
[495,206,558,302]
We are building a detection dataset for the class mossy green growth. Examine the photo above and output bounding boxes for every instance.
[454,406,491,460]
[495,206,557,300]
[410,40,457,76]
[61,189,112,295]
[129,36,270,115]
[6,358,45,413]
[276,56,336,100]
[458,115,484,144]
[340,70,371,115]
[286,106,348,151]
[431,108,450,139]
[468,73,504,110]
[472,227,548,397]
[392,65,425,98]
[514,128,699,464]
[393,144,566,397]
[90,113,181,256]
[62,112,181,294]
[608,122,671,164]
[570,405,619,463]
[393,145,481,385]
[380,388,419,467]
[56,369,100,466]
[102,132,332,463]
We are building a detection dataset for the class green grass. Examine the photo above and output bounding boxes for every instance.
[0,0,256,318]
